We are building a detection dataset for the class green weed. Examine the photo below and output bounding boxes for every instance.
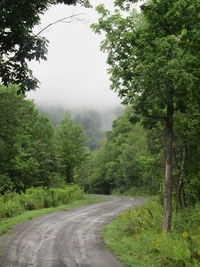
[102,201,200,267]
[0,185,84,220]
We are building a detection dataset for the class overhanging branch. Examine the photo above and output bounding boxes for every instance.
[37,13,85,36]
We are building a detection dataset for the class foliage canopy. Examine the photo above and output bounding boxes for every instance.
[0,0,91,93]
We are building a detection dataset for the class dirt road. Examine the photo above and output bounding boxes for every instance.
[0,196,145,267]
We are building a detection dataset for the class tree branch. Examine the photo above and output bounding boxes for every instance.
[37,13,85,36]
[142,110,167,121]
[146,114,167,120]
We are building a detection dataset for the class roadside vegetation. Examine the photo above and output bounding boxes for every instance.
[0,185,107,236]
[102,200,200,267]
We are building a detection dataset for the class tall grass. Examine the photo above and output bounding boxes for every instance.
[102,200,200,267]
[0,185,84,219]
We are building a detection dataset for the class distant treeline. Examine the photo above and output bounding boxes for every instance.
[38,105,123,150]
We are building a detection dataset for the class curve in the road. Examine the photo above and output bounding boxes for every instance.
[0,196,146,267]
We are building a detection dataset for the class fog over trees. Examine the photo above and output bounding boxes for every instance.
[38,104,123,150]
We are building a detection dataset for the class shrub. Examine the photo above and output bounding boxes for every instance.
[0,192,24,218]
[0,174,14,194]
[0,185,85,220]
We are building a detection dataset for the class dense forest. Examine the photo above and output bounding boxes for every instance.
[0,0,200,265]
[0,85,90,192]
[79,106,200,208]
[0,85,124,193]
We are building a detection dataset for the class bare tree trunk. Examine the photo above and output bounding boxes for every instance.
[163,90,174,232]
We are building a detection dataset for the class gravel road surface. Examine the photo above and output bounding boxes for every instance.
[0,196,146,267]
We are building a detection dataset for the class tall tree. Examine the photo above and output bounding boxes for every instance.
[56,113,89,183]
[0,85,62,192]
[0,0,91,92]
[92,0,200,231]
[81,108,160,195]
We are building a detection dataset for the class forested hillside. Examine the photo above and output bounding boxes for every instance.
[38,104,123,150]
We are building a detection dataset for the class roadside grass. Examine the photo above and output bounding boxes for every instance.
[102,200,200,267]
[0,185,85,219]
[0,186,108,236]
[112,187,157,199]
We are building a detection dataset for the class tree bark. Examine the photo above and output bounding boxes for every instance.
[178,147,186,208]
[66,167,72,183]
[163,89,174,232]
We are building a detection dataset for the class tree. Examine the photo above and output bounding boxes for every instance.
[0,0,91,93]
[0,85,62,192]
[92,0,200,231]
[12,111,60,189]
[0,85,26,192]
[173,108,200,207]
[81,108,160,195]
[75,111,104,150]
[56,113,89,183]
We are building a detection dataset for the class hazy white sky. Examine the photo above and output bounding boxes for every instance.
[27,0,139,109]
[27,0,116,109]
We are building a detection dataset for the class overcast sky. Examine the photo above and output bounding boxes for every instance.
[27,0,139,109]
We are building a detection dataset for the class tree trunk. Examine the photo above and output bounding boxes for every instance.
[163,90,174,232]
[178,147,186,208]
[66,166,74,184]
[66,167,72,183]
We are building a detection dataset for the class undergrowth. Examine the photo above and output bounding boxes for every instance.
[0,185,84,220]
[102,200,200,267]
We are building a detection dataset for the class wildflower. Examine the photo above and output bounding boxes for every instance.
[154,239,161,247]
[182,232,189,239]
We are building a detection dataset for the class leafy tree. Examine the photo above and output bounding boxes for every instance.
[0,85,62,192]
[92,0,200,231]
[82,108,160,195]
[11,111,60,189]
[0,0,91,93]
[56,113,89,183]
[81,142,112,194]
[173,110,200,207]
[0,85,28,188]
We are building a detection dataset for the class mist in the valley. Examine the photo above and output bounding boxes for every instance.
[38,103,123,150]
[38,104,123,130]
[27,0,122,111]
[26,0,140,139]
